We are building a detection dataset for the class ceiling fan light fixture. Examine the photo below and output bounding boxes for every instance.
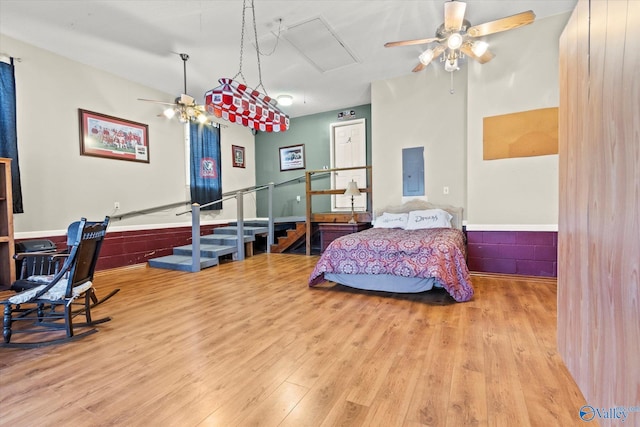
[418,48,435,65]
[447,33,463,50]
[163,108,176,119]
[277,94,293,106]
[471,40,489,57]
[197,113,208,124]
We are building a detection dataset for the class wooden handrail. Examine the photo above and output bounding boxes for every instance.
[305,166,372,255]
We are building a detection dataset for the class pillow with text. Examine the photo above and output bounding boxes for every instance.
[373,212,409,229]
[405,209,453,230]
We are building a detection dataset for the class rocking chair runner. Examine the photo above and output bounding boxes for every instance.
[1,217,114,347]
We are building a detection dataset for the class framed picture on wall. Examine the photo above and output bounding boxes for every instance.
[232,145,245,168]
[279,144,305,171]
[78,109,149,163]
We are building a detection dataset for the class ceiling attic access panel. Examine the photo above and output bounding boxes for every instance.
[282,16,360,73]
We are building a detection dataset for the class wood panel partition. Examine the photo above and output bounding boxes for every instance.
[558,0,640,419]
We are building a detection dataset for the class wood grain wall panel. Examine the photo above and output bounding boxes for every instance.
[575,1,593,394]
[559,0,592,390]
[557,4,576,380]
[587,0,608,404]
[618,0,640,409]
[558,0,640,417]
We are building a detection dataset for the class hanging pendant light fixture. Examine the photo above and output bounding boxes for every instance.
[205,0,290,133]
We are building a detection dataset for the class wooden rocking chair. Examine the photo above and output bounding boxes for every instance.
[1,217,113,347]
[11,219,119,308]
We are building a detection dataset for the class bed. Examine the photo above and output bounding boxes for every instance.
[308,200,474,302]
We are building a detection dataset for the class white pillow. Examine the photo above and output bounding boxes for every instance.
[405,209,453,230]
[373,212,409,229]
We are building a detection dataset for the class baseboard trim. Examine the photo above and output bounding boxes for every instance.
[469,271,557,284]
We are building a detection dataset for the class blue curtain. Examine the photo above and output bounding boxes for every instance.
[0,59,23,213]
[189,123,222,211]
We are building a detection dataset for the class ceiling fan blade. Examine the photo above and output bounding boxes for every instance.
[412,62,426,73]
[444,1,467,31]
[385,37,440,48]
[432,44,445,59]
[460,44,495,64]
[467,10,535,37]
[138,98,175,106]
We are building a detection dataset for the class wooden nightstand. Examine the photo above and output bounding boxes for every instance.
[319,222,371,252]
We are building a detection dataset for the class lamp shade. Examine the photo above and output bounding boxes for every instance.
[471,41,489,57]
[344,181,361,197]
[418,48,435,66]
[163,108,176,119]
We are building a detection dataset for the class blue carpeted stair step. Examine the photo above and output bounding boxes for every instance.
[213,226,269,236]
[201,234,255,246]
[147,255,219,272]
[173,243,237,258]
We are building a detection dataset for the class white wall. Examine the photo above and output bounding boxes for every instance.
[466,13,570,230]
[1,35,256,237]
[371,67,468,213]
[372,13,570,228]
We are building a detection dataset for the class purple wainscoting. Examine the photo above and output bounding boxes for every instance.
[15,224,226,271]
[466,231,558,277]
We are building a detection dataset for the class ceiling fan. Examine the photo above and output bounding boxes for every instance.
[138,53,209,124]
[385,0,536,73]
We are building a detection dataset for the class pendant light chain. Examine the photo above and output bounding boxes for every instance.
[232,0,249,85]
[250,1,266,95]
[232,0,272,96]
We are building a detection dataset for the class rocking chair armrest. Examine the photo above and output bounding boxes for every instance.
[14,252,70,280]
[14,251,56,260]
[13,252,69,261]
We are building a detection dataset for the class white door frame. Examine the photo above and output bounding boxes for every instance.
[329,118,366,212]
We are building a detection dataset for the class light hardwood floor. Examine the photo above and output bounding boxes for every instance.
[0,254,590,426]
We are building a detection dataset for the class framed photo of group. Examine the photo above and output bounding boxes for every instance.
[279,144,305,171]
[78,109,150,163]
[232,145,245,168]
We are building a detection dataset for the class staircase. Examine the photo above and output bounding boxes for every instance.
[270,222,306,253]
[147,225,268,272]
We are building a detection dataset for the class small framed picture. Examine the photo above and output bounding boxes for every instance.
[78,109,149,163]
[279,144,305,171]
[232,145,245,168]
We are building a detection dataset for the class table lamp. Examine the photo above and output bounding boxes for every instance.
[344,181,361,224]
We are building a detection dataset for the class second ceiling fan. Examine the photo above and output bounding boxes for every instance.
[385,0,536,73]
[138,53,209,124]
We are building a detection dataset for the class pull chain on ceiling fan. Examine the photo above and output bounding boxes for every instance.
[385,1,536,77]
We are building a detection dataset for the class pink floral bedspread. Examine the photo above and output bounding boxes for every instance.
[308,227,474,302]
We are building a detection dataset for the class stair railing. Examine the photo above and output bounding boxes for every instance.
[112,173,319,272]
[179,183,274,270]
